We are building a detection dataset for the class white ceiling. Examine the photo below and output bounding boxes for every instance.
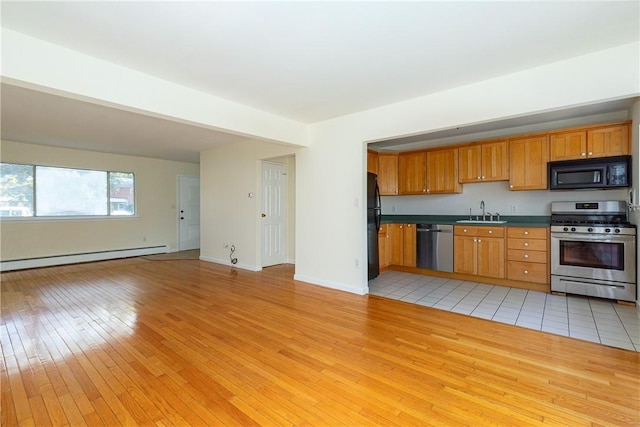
[1,1,639,162]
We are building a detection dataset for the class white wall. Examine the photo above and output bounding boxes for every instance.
[199,139,299,270]
[297,43,639,295]
[627,100,640,304]
[0,140,199,260]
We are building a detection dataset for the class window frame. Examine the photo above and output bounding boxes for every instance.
[0,162,137,220]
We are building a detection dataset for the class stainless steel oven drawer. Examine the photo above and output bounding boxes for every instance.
[551,275,637,302]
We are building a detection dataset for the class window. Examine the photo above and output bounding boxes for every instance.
[0,163,135,217]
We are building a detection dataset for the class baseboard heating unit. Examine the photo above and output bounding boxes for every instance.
[0,245,168,272]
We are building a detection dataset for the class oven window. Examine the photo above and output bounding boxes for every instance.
[559,240,624,270]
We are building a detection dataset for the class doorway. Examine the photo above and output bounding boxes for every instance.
[178,175,200,251]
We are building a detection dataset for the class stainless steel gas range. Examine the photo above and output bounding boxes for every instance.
[550,201,637,302]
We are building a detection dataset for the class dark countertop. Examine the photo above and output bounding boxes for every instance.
[381,215,550,227]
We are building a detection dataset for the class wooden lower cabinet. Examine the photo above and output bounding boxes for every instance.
[378,224,389,269]
[387,223,416,267]
[506,227,549,285]
[454,226,505,279]
[402,224,416,267]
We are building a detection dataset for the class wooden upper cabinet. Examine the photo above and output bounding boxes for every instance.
[549,123,630,160]
[587,124,630,158]
[458,145,482,183]
[398,151,426,195]
[509,135,549,191]
[549,131,587,161]
[426,148,462,194]
[481,140,509,182]
[377,153,399,195]
[367,150,379,174]
[459,140,508,183]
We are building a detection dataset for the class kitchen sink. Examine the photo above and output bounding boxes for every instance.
[455,219,508,224]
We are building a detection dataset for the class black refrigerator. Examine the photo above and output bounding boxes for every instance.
[367,172,382,280]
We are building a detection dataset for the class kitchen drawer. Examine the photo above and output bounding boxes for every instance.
[507,249,548,264]
[507,238,547,252]
[454,226,504,237]
[507,261,548,284]
[507,227,548,240]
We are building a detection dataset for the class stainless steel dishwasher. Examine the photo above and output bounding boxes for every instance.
[416,224,454,272]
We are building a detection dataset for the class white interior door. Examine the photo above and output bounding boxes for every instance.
[178,176,200,251]
[262,162,286,267]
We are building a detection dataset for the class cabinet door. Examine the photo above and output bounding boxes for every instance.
[481,140,509,181]
[587,125,630,158]
[398,152,426,194]
[549,131,587,161]
[388,224,403,266]
[454,235,477,275]
[509,136,549,191]
[378,224,389,269]
[477,237,505,279]
[458,145,482,183]
[403,224,416,267]
[367,150,379,174]
[426,148,461,194]
[378,153,398,195]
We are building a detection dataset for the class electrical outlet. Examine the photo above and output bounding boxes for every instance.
[354,258,359,268]
[223,242,228,248]
[511,205,517,213]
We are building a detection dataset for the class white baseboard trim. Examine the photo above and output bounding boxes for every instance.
[199,256,262,272]
[0,245,168,272]
[293,274,368,295]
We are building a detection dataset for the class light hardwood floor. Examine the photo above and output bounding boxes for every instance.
[1,257,639,426]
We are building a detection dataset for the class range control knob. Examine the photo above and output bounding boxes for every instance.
[615,228,621,233]
[563,227,569,232]
[571,227,577,232]
[605,228,611,233]
[587,227,593,232]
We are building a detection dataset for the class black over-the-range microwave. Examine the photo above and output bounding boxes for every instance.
[548,155,631,190]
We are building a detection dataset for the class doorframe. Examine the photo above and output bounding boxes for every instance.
[177,175,201,252]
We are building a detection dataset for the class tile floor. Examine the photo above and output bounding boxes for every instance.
[369,270,640,352]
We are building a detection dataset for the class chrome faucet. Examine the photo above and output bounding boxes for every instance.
[480,200,486,221]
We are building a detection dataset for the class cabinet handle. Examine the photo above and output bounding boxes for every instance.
[481,176,485,179]
[581,152,586,157]
[463,228,467,233]
[524,254,529,259]
[524,231,529,235]
[477,176,481,179]
[588,151,593,156]
[477,239,482,243]
[488,230,493,234]
[524,270,529,274]
[510,184,513,188]
[524,242,529,247]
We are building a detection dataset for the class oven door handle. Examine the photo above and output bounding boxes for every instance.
[557,277,628,289]
[551,233,636,242]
